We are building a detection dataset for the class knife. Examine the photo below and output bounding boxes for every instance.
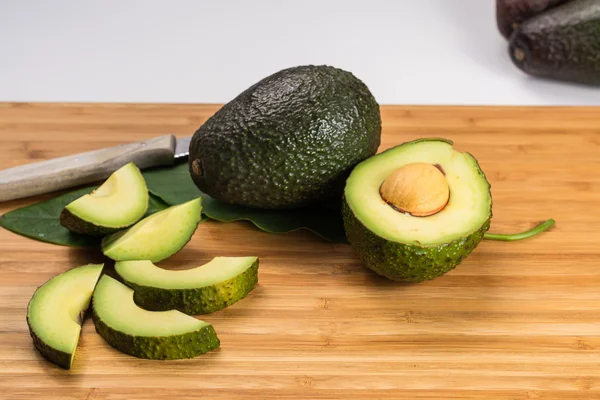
[0,134,191,202]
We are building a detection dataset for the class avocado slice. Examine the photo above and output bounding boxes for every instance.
[26,263,104,369]
[342,138,492,283]
[189,64,381,210]
[115,256,259,315]
[509,0,600,85]
[60,162,149,236]
[101,198,202,263]
[92,275,220,360]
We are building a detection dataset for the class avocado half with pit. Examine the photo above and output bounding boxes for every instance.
[342,138,492,283]
[92,275,220,360]
[26,264,104,369]
[115,256,259,315]
[102,198,202,263]
[60,162,149,236]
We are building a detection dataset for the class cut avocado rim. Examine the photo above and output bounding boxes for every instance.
[343,137,492,247]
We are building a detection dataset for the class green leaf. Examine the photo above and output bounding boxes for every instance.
[143,162,347,243]
[143,162,202,205]
[145,193,170,216]
[0,186,101,247]
[200,196,347,243]
[0,187,171,248]
[0,162,347,247]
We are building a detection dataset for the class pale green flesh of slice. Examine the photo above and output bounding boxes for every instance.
[66,162,148,227]
[27,264,104,356]
[102,198,201,262]
[93,275,208,336]
[345,140,491,246]
[115,257,257,290]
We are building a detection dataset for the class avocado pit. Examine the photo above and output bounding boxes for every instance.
[379,162,450,217]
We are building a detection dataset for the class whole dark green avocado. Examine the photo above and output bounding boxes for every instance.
[188,65,381,210]
[509,0,600,85]
[496,0,573,39]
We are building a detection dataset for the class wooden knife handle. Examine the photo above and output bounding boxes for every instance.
[0,135,177,202]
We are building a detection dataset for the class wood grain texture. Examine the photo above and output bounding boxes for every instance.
[0,134,176,202]
[0,102,599,400]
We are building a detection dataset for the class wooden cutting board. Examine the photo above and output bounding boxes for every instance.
[0,103,599,400]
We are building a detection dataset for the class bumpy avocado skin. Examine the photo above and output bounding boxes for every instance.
[342,198,491,283]
[122,260,259,315]
[509,0,600,85]
[60,208,123,236]
[92,309,220,360]
[188,65,382,210]
[27,326,73,369]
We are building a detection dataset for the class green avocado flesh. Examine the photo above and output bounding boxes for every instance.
[26,264,104,369]
[189,64,381,210]
[60,162,149,236]
[115,257,259,315]
[101,198,202,263]
[342,138,492,282]
[92,275,220,360]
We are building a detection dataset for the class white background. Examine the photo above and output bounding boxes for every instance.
[1,0,598,106]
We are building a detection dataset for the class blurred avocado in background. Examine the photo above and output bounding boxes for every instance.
[497,0,600,86]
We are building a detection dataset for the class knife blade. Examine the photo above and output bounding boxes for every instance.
[0,134,192,202]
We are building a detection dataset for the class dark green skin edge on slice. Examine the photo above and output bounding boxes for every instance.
[26,318,73,369]
[342,197,491,283]
[92,308,220,360]
[123,260,259,315]
[59,207,124,237]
